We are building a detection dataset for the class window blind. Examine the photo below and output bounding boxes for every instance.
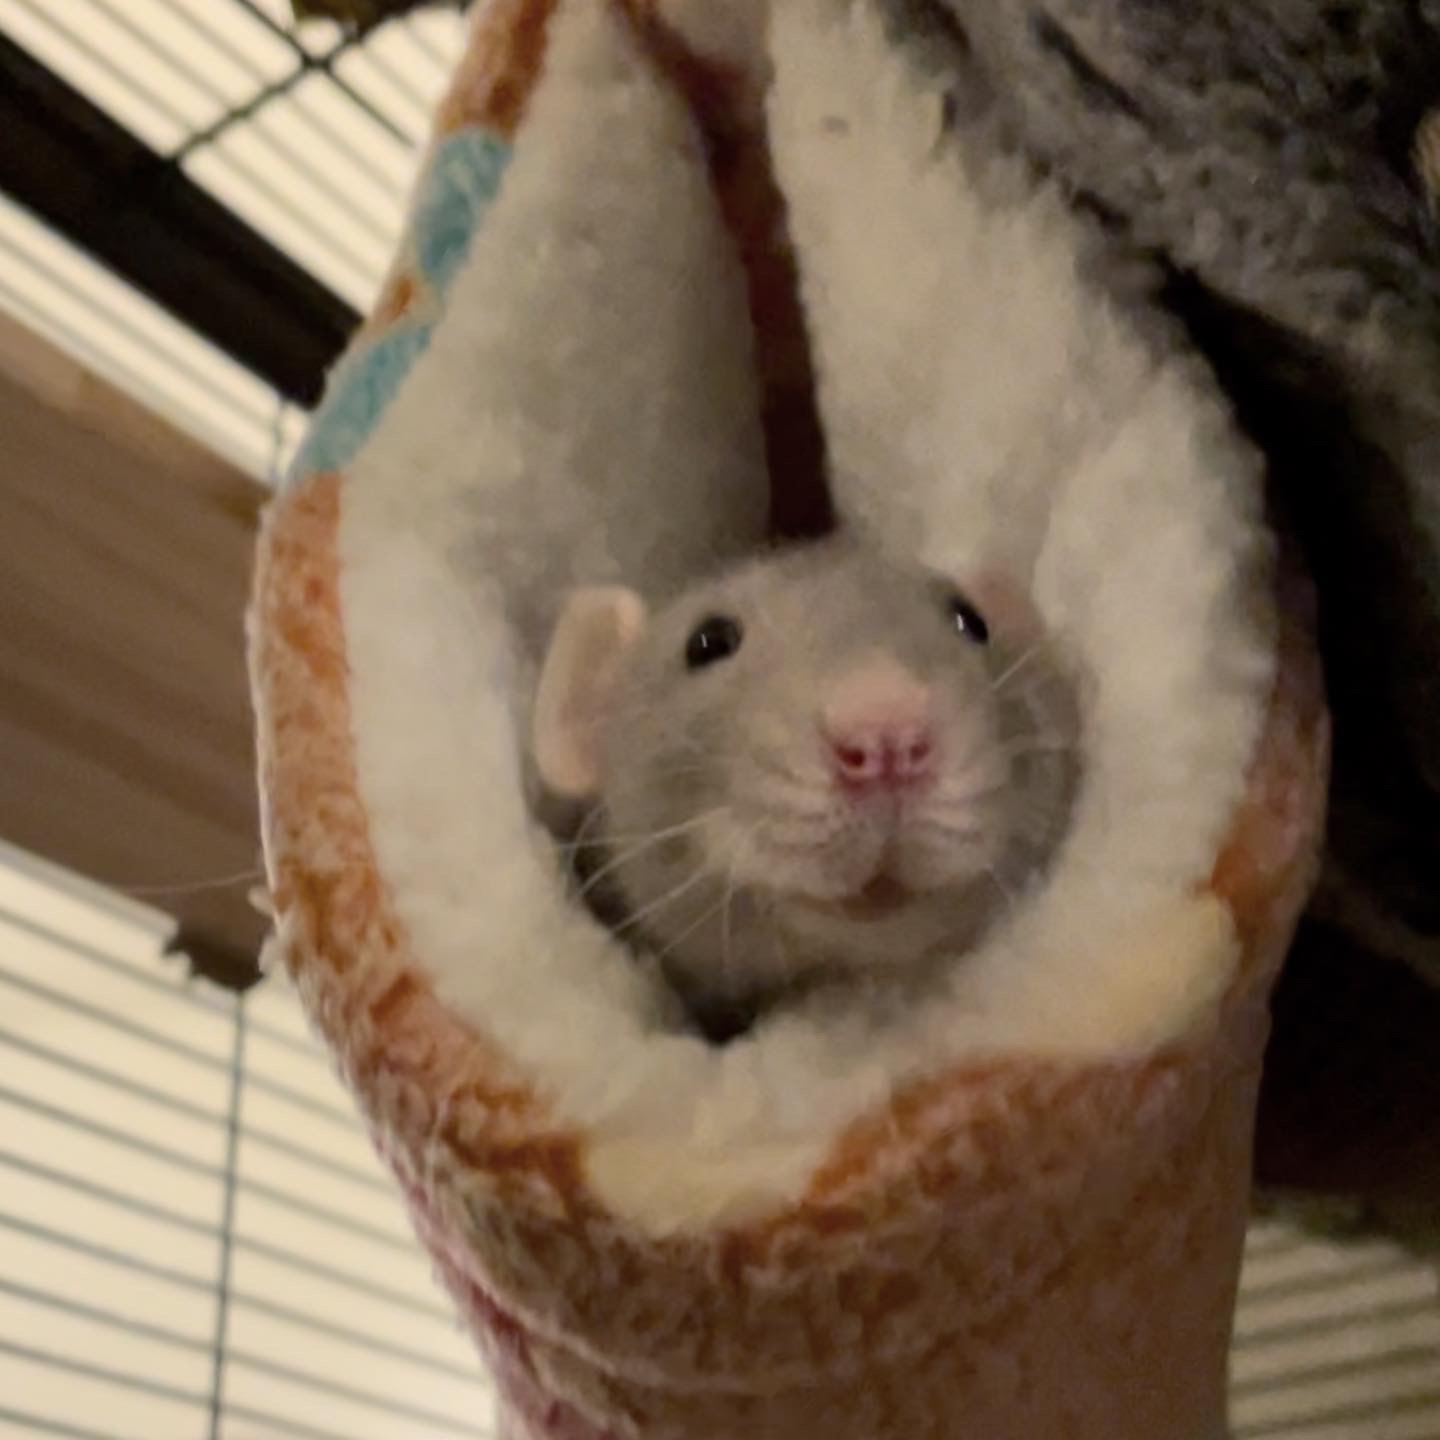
[0,836,1435,1438]
[0,838,497,1439]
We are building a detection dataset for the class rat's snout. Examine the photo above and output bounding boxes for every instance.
[821,660,936,792]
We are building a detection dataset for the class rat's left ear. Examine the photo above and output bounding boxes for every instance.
[960,570,1041,641]
[532,586,648,801]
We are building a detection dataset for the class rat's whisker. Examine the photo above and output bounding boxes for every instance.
[989,635,1060,696]
[580,761,713,803]
[911,815,989,845]
[648,891,733,970]
[739,791,835,828]
[564,814,712,852]
[575,810,724,899]
[611,863,715,938]
[983,863,1018,912]
[720,837,748,1000]
[745,752,829,790]
[928,777,1009,810]
[741,804,839,838]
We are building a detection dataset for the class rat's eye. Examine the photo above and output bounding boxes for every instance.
[948,592,990,645]
[685,615,743,669]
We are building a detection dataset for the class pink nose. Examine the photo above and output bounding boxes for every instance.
[822,663,936,791]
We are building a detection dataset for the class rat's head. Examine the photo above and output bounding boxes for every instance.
[533,540,1080,1018]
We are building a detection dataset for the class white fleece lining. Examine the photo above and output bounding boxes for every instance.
[332,0,1274,1234]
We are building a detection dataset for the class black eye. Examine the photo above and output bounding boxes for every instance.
[948,592,989,644]
[685,615,743,669]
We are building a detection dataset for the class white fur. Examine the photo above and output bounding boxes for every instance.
[332,0,1273,1234]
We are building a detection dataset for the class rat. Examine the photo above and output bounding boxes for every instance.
[531,537,1083,1039]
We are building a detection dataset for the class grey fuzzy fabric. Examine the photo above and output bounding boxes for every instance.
[887,0,1440,1209]
[919,0,1440,985]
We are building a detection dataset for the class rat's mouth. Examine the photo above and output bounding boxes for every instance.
[792,872,916,923]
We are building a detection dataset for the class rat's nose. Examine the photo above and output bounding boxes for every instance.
[822,662,936,791]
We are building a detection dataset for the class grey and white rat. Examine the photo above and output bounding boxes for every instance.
[532,538,1083,1037]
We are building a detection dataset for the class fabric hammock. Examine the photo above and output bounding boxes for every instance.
[250,2,1329,1435]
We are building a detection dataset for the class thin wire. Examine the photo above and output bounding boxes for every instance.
[206,1000,246,1440]
[225,0,415,144]
[118,866,265,899]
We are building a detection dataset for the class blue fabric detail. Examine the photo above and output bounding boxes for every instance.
[414,129,511,296]
[285,126,509,487]
[287,325,432,483]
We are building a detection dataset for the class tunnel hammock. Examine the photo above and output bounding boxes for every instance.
[249,2,1328,1436]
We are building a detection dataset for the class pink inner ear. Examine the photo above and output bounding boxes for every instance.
[966,569,1045,641]
[532,588,647,801]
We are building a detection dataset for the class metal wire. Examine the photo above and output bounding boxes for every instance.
[223,0,417,144]
[206,997,246,1440]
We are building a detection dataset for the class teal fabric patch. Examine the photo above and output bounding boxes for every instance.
[287,326,431,483]
[414,129,511,296]
[286,126,511,486]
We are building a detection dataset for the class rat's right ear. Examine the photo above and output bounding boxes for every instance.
[532,586,648,801]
